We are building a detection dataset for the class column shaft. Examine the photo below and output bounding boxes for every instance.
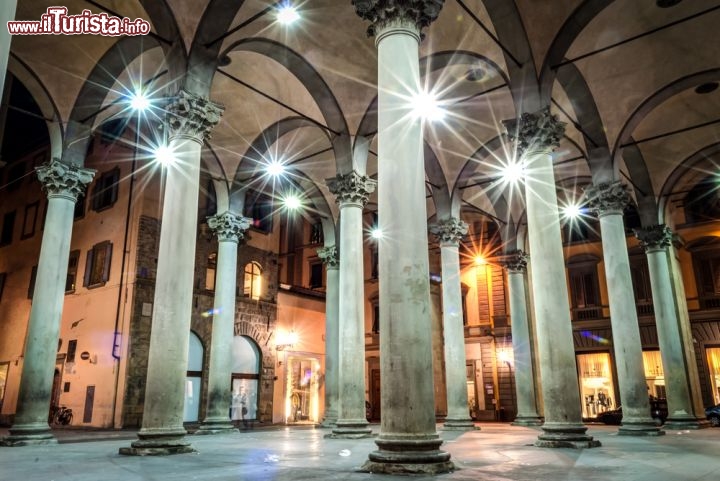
[321,260,340,427]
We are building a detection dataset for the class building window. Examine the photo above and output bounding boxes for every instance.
[568,260,602,321]
[577,352,616,419]
[309,261,323,288]
[461,284,469,325]
[66,339,77,363]
[309,221,323,245]
[706,347,720,405]
[0,272,6,301]
[205,252,217,291]
[91,168,119,212]
[630,256,653,316]
[1,210,16,246]
[246,191,273,233]
[74,186,87,220]
[692,250,720,309]
[83,241,113,288]
[28,265,37,299]
[371,248,379,279]
[370,296,380,333]
[66,250,80,293]
[643,350,666,399]
[21,201,39,239]
[243,261,262,300]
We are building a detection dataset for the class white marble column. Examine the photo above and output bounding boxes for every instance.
[504,108,599,448]
[584,182,662,436]
[354,1,453,474]
[327,172,374,438]
[503,251,542,426]
[430,217,475,431]
[634,225,708,429]
[2,160,94,447]
[120,90,223,455]
[318,245,340,428]
[197,212,250,434]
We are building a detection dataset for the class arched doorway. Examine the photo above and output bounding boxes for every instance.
[231,335,260,425]
[183,332,203,423]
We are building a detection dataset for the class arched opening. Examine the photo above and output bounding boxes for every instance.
[184,332,203,423]
[231,335,261,425]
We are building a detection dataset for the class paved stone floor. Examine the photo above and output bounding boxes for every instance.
[1,423,719,480]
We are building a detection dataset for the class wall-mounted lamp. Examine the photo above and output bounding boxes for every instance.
[276,330,299,351]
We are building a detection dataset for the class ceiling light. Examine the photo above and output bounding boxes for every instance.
[129,90,150,111]
[283,195,301,210]
[412,91,446,122]
[371,228,383,239]
[277,4,300,25]
[266,160,286,177]
[562,203,583,219]
[474,255,486,266]
[695,82,719,95]
[154,145,176,166]
[501,161,526,183]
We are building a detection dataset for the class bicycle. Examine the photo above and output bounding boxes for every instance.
[48,405,73,426]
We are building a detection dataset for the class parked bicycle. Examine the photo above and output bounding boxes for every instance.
[48,405,73,426]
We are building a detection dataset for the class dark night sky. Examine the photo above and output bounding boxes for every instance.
[2,75,50,162]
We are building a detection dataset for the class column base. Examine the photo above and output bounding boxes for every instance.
[535,423,601,449]
[326,419,373,438]
[1,422,57,446]
[119,427,195,456]
[664,417,710,430]
[512,416,543,426]
[442,418,478,431]
[361,434,454,474]
[320,417,338,428]
[618,419,665,436]
[194,420,238,435]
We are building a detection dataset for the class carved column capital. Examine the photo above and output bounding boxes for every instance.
[167,90,224,144]
[327,171,376,207]
[36,158,95,201]
[207,211,251,243]
[503,250,529,273]
[634,225,673,252]
[352,0,444,36]
[429,217,467,245]
[584,181,631,217]
[503,107,566,156]
[317,245,339,269]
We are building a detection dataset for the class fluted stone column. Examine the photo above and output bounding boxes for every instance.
[327,172,374,438]
[197,212,250,435]
[318,245,340,428]
[1,160,94,447]
[584,182,662,436]
[505,108,599,448]
[503,251,542,426]
[634,225,708,430]
[354,0,453,473]
[120,90,223,455]
[430,217,475,431]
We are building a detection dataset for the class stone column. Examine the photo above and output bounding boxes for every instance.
[1,160,94,447]
[430,217,475,431]
[120,90,223,455]
[354,1,453,473]
[504,108,599,448]
[197,212,250,434]
[584,182,662,436]
[327,172,374,438]
[634,225,708,429]
[318,245,340,427]
[503,251,542,426]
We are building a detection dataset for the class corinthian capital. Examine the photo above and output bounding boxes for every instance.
[503,107,566,156]
[207,211,251,243]
[36,159,95,201]
[317,245,339,269]
[634,225,673,252]
[167,90,224,143]
[327,171,376,207]
[352,0,444,36]
[429,217,467,245]
[503,250,529,273]
[584,181,631,217]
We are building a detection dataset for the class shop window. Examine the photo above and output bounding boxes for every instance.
[576,352,616,419]
[309,221,323,245]
[83,241,112,288]
[231,336,261,424]
[567,258,602,321]
[27,265,37,299]
[643,350,665,399]
[66,250,80,293]
[205,252,217,291]
[0,361,8,412]
[91,168,119,211]
[285,356,320,423]
[706,347,720,405]
[309,261,323,288]
[1,210,16,246]
[243,261,262,300]
[21,201,39,239]
[629,256,653,316]
[246,191,273,233]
